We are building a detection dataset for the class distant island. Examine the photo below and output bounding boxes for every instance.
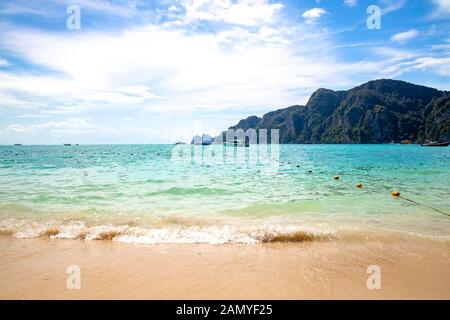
[191,134,215,145]
[225,79,450,144]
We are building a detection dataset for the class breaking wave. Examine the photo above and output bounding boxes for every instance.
[0,218,334,244]
[1,216,449,244]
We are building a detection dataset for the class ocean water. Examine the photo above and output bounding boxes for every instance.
[0,144,449,244]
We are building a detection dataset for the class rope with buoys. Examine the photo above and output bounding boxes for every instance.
[391,191,450,217]
[335,176,449,217]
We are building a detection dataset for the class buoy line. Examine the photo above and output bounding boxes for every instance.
[399,196,450,217]
[332,176,448,217]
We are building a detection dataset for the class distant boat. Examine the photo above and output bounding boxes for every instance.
[421,142,450,147]
[63,143,72,146]
[191,134,214,145]
[224,139,249,147]
[13,144,22,146]
[400,140,414,145]
[175,142,186,145]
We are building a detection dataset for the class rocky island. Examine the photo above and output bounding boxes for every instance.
[226,79,450,144]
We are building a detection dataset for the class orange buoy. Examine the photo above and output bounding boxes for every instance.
[391,191,401,197]
[356,183,363,188]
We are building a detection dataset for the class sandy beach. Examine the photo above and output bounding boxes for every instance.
[1,235,449,300]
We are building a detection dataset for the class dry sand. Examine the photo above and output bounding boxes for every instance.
[0,235,449,299]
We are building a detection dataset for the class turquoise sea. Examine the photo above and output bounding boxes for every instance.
[0,144,449,244]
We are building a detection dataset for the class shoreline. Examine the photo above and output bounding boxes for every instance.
[1,235,449,299]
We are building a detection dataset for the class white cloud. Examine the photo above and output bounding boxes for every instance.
[1,19,445,122]
[430,0,450,18]
[391,29,419,44]
[374,47,418,61]
[0,2,48,16]
[431,43,450,52]
[4,118,104,134]
[0,91,33,108]
[380,0,406,14]
[0,116,162,144]
[404,57,450,76]
[0,69,162,110]
[373,46,450,78]
[60,0,140,17]
[175,0,284,26]
[15,113,51,119]
[0,58,9,67]
[302,8,326,24]
[344,0,357,6]
[0,21,366,116]
[0,0,141,17]
[117,85,163,98]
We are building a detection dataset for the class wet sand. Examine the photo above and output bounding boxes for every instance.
[0,235,449,299]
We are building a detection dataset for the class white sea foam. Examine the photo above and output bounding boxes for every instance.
[2,216,449,244]
[0,218,335,244]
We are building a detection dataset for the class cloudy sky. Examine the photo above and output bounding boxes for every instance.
[0,0,449,144]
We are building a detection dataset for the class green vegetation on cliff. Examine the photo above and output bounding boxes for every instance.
[227,79,449,143]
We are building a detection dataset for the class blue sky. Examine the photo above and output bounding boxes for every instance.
[0,0,449,144]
